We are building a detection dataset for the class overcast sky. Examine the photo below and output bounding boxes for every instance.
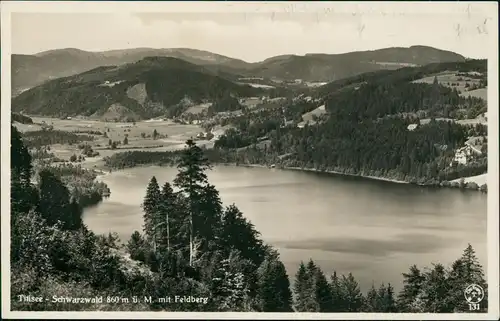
[7,2,497,62]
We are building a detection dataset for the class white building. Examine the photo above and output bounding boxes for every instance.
[451,146,475,166]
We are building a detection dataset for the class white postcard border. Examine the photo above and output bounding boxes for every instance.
[1,1,498,320]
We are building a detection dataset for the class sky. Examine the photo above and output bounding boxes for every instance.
[7,2,497,62]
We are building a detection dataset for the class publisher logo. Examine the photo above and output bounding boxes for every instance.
[464,284,484,305]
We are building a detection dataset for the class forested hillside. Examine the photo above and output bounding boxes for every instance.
[314,59,486,98]
[104,59,488,188]
[11,47,250,94]
[217,60,487,185]
[245,45,465,82]
[11,57,266,120]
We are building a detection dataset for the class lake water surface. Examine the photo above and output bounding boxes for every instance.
[83,165,487,291]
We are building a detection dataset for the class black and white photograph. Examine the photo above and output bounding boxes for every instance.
[1,1,499,319]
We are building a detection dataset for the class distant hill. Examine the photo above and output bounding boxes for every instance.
[11,56,264,121]
[11,47,249,95]
[12,46,465,94]
[244,46,466,82]
[314,59,487,99]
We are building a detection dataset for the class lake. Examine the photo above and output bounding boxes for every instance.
[83,165,488,292]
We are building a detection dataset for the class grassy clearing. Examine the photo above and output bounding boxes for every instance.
[15,116,206,168]
[412,71,483,97]
[460,88,487,100]
[451,173,487,186]
[298,105,327,126]
[456,113,487,126]
[182,103,212,115]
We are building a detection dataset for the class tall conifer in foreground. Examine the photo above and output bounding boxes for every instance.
[330,271,344,311]
[38,169,74,229]
[397,264,425,312]
[420,263,451,312]
[378,283,397,312]
[11,125,38,215]
[158,182,177,252]
[142,176,161,251]
[173,139,211,266]
[340,273,364,312]
[364,283,379,312]
[314,266,334,312]
[256,254,293,312]
[293,261,309,312]
[446,244,488,312]
[219,204,266,265]
[301,259,334,312]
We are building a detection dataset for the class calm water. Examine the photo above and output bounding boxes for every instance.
[83,165,487,291]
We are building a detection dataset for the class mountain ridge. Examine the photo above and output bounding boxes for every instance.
[24,45,466,64]
[12,45,466,94]
[11,56,266,121]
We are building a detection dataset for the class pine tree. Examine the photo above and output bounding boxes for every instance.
[397,264,425,312]
[173,139,211,266]
[142,176,161,251]
[11,125,38,215]
[127,230,147,262]
[67,198,83,230]
[157,182,177,252]
[431,75,441,109]
[11,125,32,186]
[293,262,309,311]
[364,283,379,312]
[256,255,293,312]
[421,264,452,312]
[340,273,364,312]
[38,170,72,229]
[330,271,344,311]
[219,204,266,266]
[460,244,486,285]
[447,244,488,312]
[303,259,320,311]
[196,183,223,250]
[378,283,397,312]
[376,284,386,310]
[313,265,334,312]
[211,256,250,311]
[300,259,333,312]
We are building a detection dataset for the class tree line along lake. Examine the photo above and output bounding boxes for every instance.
[82,164,487,292]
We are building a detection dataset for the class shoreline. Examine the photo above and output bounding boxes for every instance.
[235,164,487,192]
[226,163,409,184]
[98,158,487,193]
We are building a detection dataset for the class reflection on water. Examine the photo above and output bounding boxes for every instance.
[83,165,487,291]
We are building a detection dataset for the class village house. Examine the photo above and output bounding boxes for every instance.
[407,124,419,131]
[407,118,455,131]
[451,145,479,166]
[465,136,485,155]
